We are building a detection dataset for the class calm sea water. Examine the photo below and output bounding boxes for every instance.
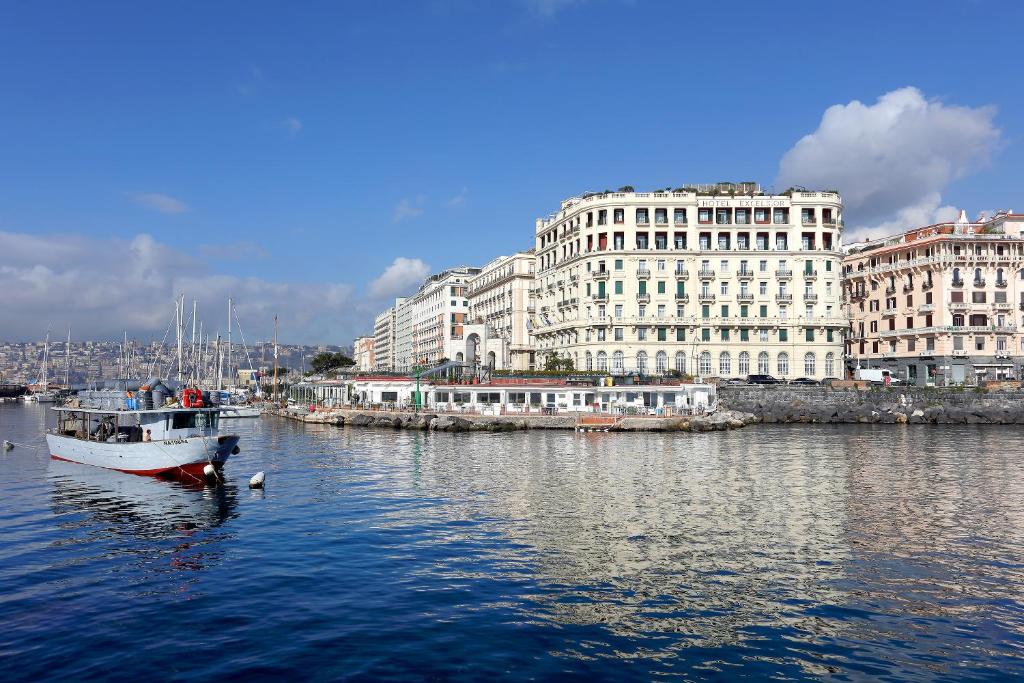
[1,403,1023,681]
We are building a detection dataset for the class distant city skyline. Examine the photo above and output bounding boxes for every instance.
[1,1,1020,344]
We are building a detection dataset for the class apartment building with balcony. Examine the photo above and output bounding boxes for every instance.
[843,210,1024,385]
[393,297,413,372]
[530,183,846,379]
[450,252,536,370]
[354,336,376,372]
[408,266,480,366]
[373,304,397,371]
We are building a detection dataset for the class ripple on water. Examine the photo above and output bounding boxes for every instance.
[0,406,1023,680]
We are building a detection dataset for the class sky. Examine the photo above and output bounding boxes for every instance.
[0,0,1021,344]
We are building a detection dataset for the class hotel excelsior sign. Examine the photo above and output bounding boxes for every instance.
[696,198,790,208]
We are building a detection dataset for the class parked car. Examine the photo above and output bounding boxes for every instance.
[724,377,746,385]
[747,374,781,384]
[820,377,841,386]
[789,377,819,385]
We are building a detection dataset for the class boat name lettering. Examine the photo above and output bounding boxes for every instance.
[164,438,189,445]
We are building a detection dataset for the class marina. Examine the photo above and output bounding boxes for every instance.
[1,402,1023,680]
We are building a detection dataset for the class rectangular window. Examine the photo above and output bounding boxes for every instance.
[657,327,666,341]
[636,208,649,224]
[702,304,710,319]
[826,329,833,343]
[698,208,712,224]
[655,208,667,225]
[701,328,710,342]
[614,208,624,224]
[657,281,666,294]
[721,304,729,317]
[676,328,685,341]
[805,328,814,342]
[759,304,768,317]
[614,328,623,341]
[739,329,749,341]
[615,281,623,295]
[779,329,788,342]
[721,329,730,341]
[673,208,687,225]
[637,328,647,341]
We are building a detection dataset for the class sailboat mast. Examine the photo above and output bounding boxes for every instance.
[176,295,184,383]
[42,330,50,388]
[273,315,279,402]
[227,298,232,390]
[65,327,71,387]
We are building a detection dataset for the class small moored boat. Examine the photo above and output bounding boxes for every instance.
[46,405,240,481]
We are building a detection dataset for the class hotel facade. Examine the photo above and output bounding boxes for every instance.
[530,184,847,379]
[843,211,1024,385]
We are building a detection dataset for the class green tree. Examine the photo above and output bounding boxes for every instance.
[310,352,355,374]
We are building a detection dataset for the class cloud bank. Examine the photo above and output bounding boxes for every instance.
[777,87,1001,240]
[0,230,423,344]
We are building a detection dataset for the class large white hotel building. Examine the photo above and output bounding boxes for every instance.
[530,184,847,379]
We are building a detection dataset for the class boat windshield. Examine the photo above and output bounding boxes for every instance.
[171,411,218,430]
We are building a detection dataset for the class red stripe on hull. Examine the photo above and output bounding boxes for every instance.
[51,454,222,483]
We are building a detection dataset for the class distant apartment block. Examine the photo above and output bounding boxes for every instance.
[843,210,1024,385]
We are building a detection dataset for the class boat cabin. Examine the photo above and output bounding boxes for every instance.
[52,407,220,443]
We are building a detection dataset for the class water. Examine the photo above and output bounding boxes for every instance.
[1,403,1023,681]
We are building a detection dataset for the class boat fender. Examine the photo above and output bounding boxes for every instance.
[249,471,265,489]
[203,463,217,479]
[232,445,241,455]
[3,440,13,451]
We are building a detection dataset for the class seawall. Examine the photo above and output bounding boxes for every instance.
[269,407,758,433]
[718,385,1024,424]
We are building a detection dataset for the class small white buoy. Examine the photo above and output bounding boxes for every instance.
[249,471,265,489]
[3,440,13,451]
[203,463,217,479]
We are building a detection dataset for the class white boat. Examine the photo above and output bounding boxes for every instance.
[46,405,240,482]
[218,404,262,419]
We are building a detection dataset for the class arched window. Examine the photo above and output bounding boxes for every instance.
[825,352,835,377]
[758,351,769,374]
[997,267,1005,283]
[954,267,961,282]
[974,267,982,283]
[699,351,712,376]
[804,352,816,376]
[585,351,593,371]
[612,351,624,373]
[777,352,789,376]
[636,351,648,374]
[597,351,608,371]
[655,351,668,374]
[719,351,731,376]
[953,314,964,327]
[738,351,750,375]
[675,351,686,373]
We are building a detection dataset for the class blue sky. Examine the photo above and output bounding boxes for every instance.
[0,0,1021,343]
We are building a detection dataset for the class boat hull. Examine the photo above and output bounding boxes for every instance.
[46,433,239,481]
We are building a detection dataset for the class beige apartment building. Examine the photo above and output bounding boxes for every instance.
[451,252,535,370]
[354,336,375,372]
[373,305,396,371]
[531,183,846,379]
[409,266,480,366]
[843,211,1024,386]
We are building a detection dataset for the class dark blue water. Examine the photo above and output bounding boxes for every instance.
[1,403,1023,681]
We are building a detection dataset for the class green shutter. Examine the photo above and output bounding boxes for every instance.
[615,281,623,295]
[638,280,646,295]
[657,281,665,294]
[721,305,729,317]
[759,305,767,317]
[677,281,685,296]
[779,329,788,342]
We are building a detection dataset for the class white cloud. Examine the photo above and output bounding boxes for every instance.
[777,86,1000,240]
[367,257,431,300]
[446,186,468,208]
[0,230,360,344]
[523,0,586,16]
[283,117,302,136]
[131,192,190,215]
[392,198,424,223]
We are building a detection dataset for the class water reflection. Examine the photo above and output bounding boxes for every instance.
[48,460,239,584]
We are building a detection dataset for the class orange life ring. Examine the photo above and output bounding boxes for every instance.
[181,388,204,408]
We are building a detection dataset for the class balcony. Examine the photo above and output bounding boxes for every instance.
[949,302,969,311]
[775,269,793,279]
[803,293,818,303]
[675,293,690,303]
[674,269,689,280]
[737,268,755,279]
[996,279,1008,288]
[569,275,579,285]
[802,269,818,280]
[993,302,1013,311]
[903,284,914,293]
[591,270,609,281]
[885,286,896,295]
[775,293,793,303]
[698,269,716,279]
[918,304,935,314]
[591,293,609,303]
[922,280,933,290]
[974,278,986,287]
[636,293,651,304]
[952,279,964,288]
[736,293,754,303]
[636,268,651,280]
[698,293,716,304]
